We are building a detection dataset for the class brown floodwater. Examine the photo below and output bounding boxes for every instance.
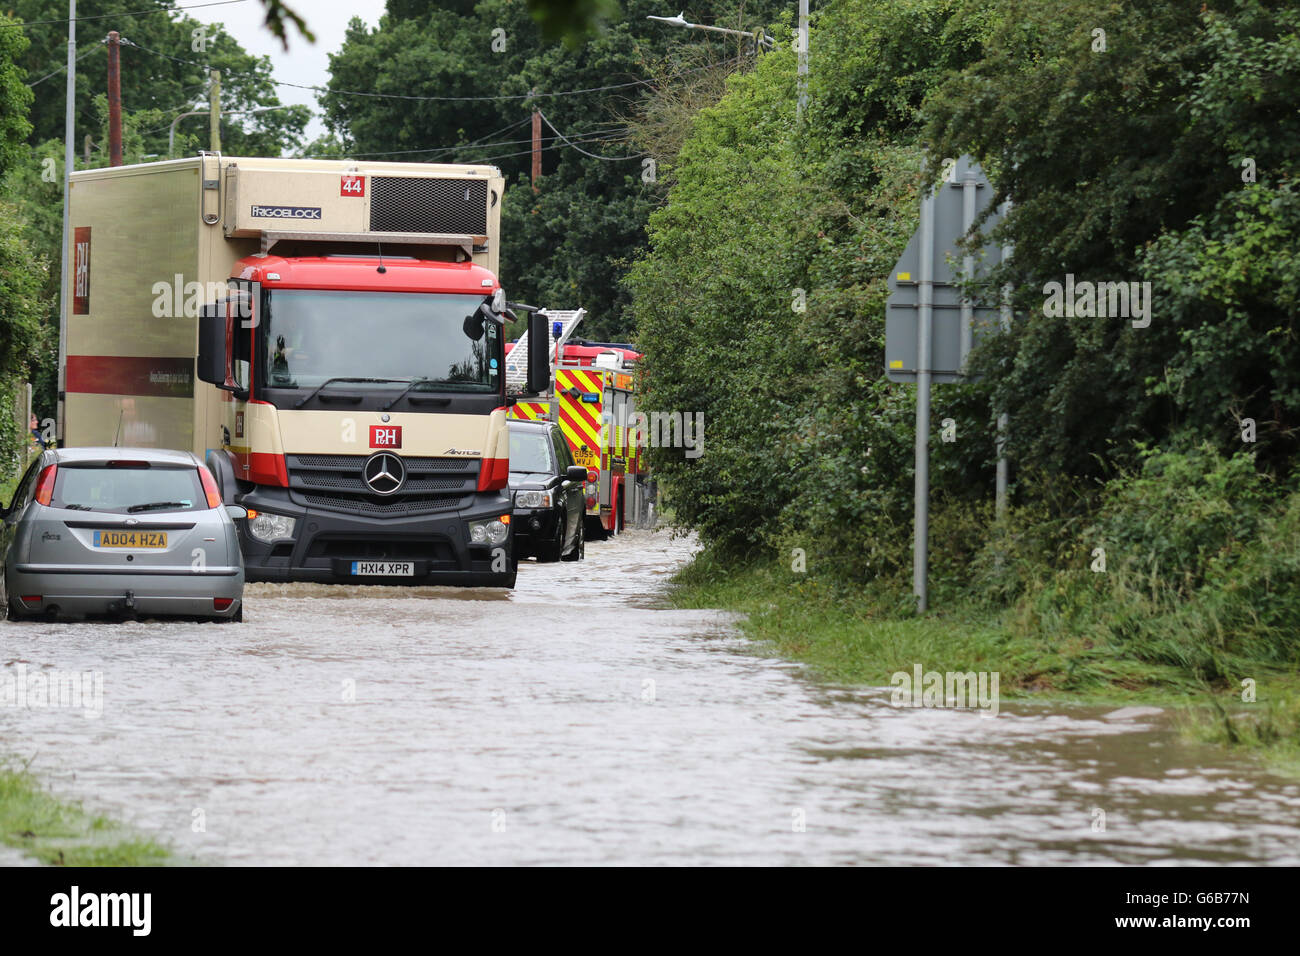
[2,530,1298,865]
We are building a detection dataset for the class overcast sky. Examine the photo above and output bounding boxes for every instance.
[189,0,380,144]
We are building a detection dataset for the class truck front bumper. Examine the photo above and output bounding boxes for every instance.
[235,488,517,587]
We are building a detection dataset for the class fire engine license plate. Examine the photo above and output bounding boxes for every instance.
[94,530,167,549]
[572,449,598,468]
[350,561,414,576]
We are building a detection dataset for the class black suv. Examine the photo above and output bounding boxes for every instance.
[508,420,586,562]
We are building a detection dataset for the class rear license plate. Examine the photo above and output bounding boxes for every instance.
[573,449,599,469]
[350,561,414,576]
[94,530,167,549]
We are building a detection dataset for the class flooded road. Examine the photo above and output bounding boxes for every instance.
[3,530,1299,865]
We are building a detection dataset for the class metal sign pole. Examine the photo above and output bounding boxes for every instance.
[913,185,935,613]
[995,200,1013,519]
[960,173,976,366]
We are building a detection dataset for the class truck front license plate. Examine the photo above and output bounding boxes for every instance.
[350,561,414,576]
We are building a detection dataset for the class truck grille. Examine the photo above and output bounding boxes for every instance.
[286,454,479,517]
[369,177,489,236]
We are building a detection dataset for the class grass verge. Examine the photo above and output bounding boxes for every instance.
[670,550,1300,773]
[0,758,175,866]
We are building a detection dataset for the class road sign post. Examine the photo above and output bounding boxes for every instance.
[913,185,935,611]
[886,156,1007,611]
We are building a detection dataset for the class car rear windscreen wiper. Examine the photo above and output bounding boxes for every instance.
[127,501,190,513]
[295,377,412,408]
[60,503,94,510]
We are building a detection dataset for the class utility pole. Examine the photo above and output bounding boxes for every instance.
[797,0,809,121]
[107,31,122,166]
[531,92,541,193]
[208,70,221,151]
[83,134,92,164]
[57,0,76,443]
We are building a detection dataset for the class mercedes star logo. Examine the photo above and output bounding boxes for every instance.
[363,452,406,495]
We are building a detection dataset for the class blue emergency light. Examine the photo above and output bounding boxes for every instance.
[552,321,563,339]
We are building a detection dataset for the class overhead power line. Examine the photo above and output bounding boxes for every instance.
[25,43,101,87]
[308,125,628,161]
[1,0,249,30]
[537,110,643,161]
[124,40,745,104]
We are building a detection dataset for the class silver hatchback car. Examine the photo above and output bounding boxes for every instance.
[1,447,246,622]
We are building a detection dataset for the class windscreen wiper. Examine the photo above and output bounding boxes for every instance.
[127,501,189,513]
[294,377,411,408]
[381,377,441,411]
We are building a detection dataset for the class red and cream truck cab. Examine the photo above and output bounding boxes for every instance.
[63,155,549,587]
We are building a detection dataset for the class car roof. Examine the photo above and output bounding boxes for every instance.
[51,446,200,467]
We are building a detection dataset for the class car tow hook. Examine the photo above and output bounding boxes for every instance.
[124,589,136,611]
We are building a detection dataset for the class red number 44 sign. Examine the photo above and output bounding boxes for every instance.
[341,174,365,197]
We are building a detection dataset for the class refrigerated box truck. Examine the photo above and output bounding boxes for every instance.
[62,153,549,586]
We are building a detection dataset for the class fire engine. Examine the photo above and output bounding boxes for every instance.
[505,310,653,539]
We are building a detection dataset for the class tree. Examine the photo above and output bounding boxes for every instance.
[0,16,49,466]
[628,0,991,573]
[924,0,1300,480]
[13,0,308,160]
[320,0,782,341]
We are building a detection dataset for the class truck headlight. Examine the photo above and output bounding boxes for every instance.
[468,516,510,546]
[248,511,296,543]
[514,490,551,508]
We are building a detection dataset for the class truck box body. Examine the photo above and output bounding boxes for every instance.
[64,155,519,586]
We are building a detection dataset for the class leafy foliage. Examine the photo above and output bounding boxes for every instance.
[13,0,309,160]
[321,0,783,341]
[630,0,990,573]
[926,0,1300,480]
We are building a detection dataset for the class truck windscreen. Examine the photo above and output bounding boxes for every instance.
[260,290,501,393]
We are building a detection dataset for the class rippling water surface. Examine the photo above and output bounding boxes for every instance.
[3,531,1298,865]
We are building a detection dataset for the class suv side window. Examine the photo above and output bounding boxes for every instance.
[551,427,573,472]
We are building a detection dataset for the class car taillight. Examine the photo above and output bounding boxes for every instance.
[586,469,599,483]
[20,595,41,607]
[198,465,223,508]
[214,597,234,611]
[33,464,57,506]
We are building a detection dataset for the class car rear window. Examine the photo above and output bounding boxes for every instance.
[51,463,207,515]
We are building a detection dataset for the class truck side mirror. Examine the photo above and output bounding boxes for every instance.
[526,312,550,395]
[197,302,228,387]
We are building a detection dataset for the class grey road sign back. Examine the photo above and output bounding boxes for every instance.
[885,156,1005,383]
